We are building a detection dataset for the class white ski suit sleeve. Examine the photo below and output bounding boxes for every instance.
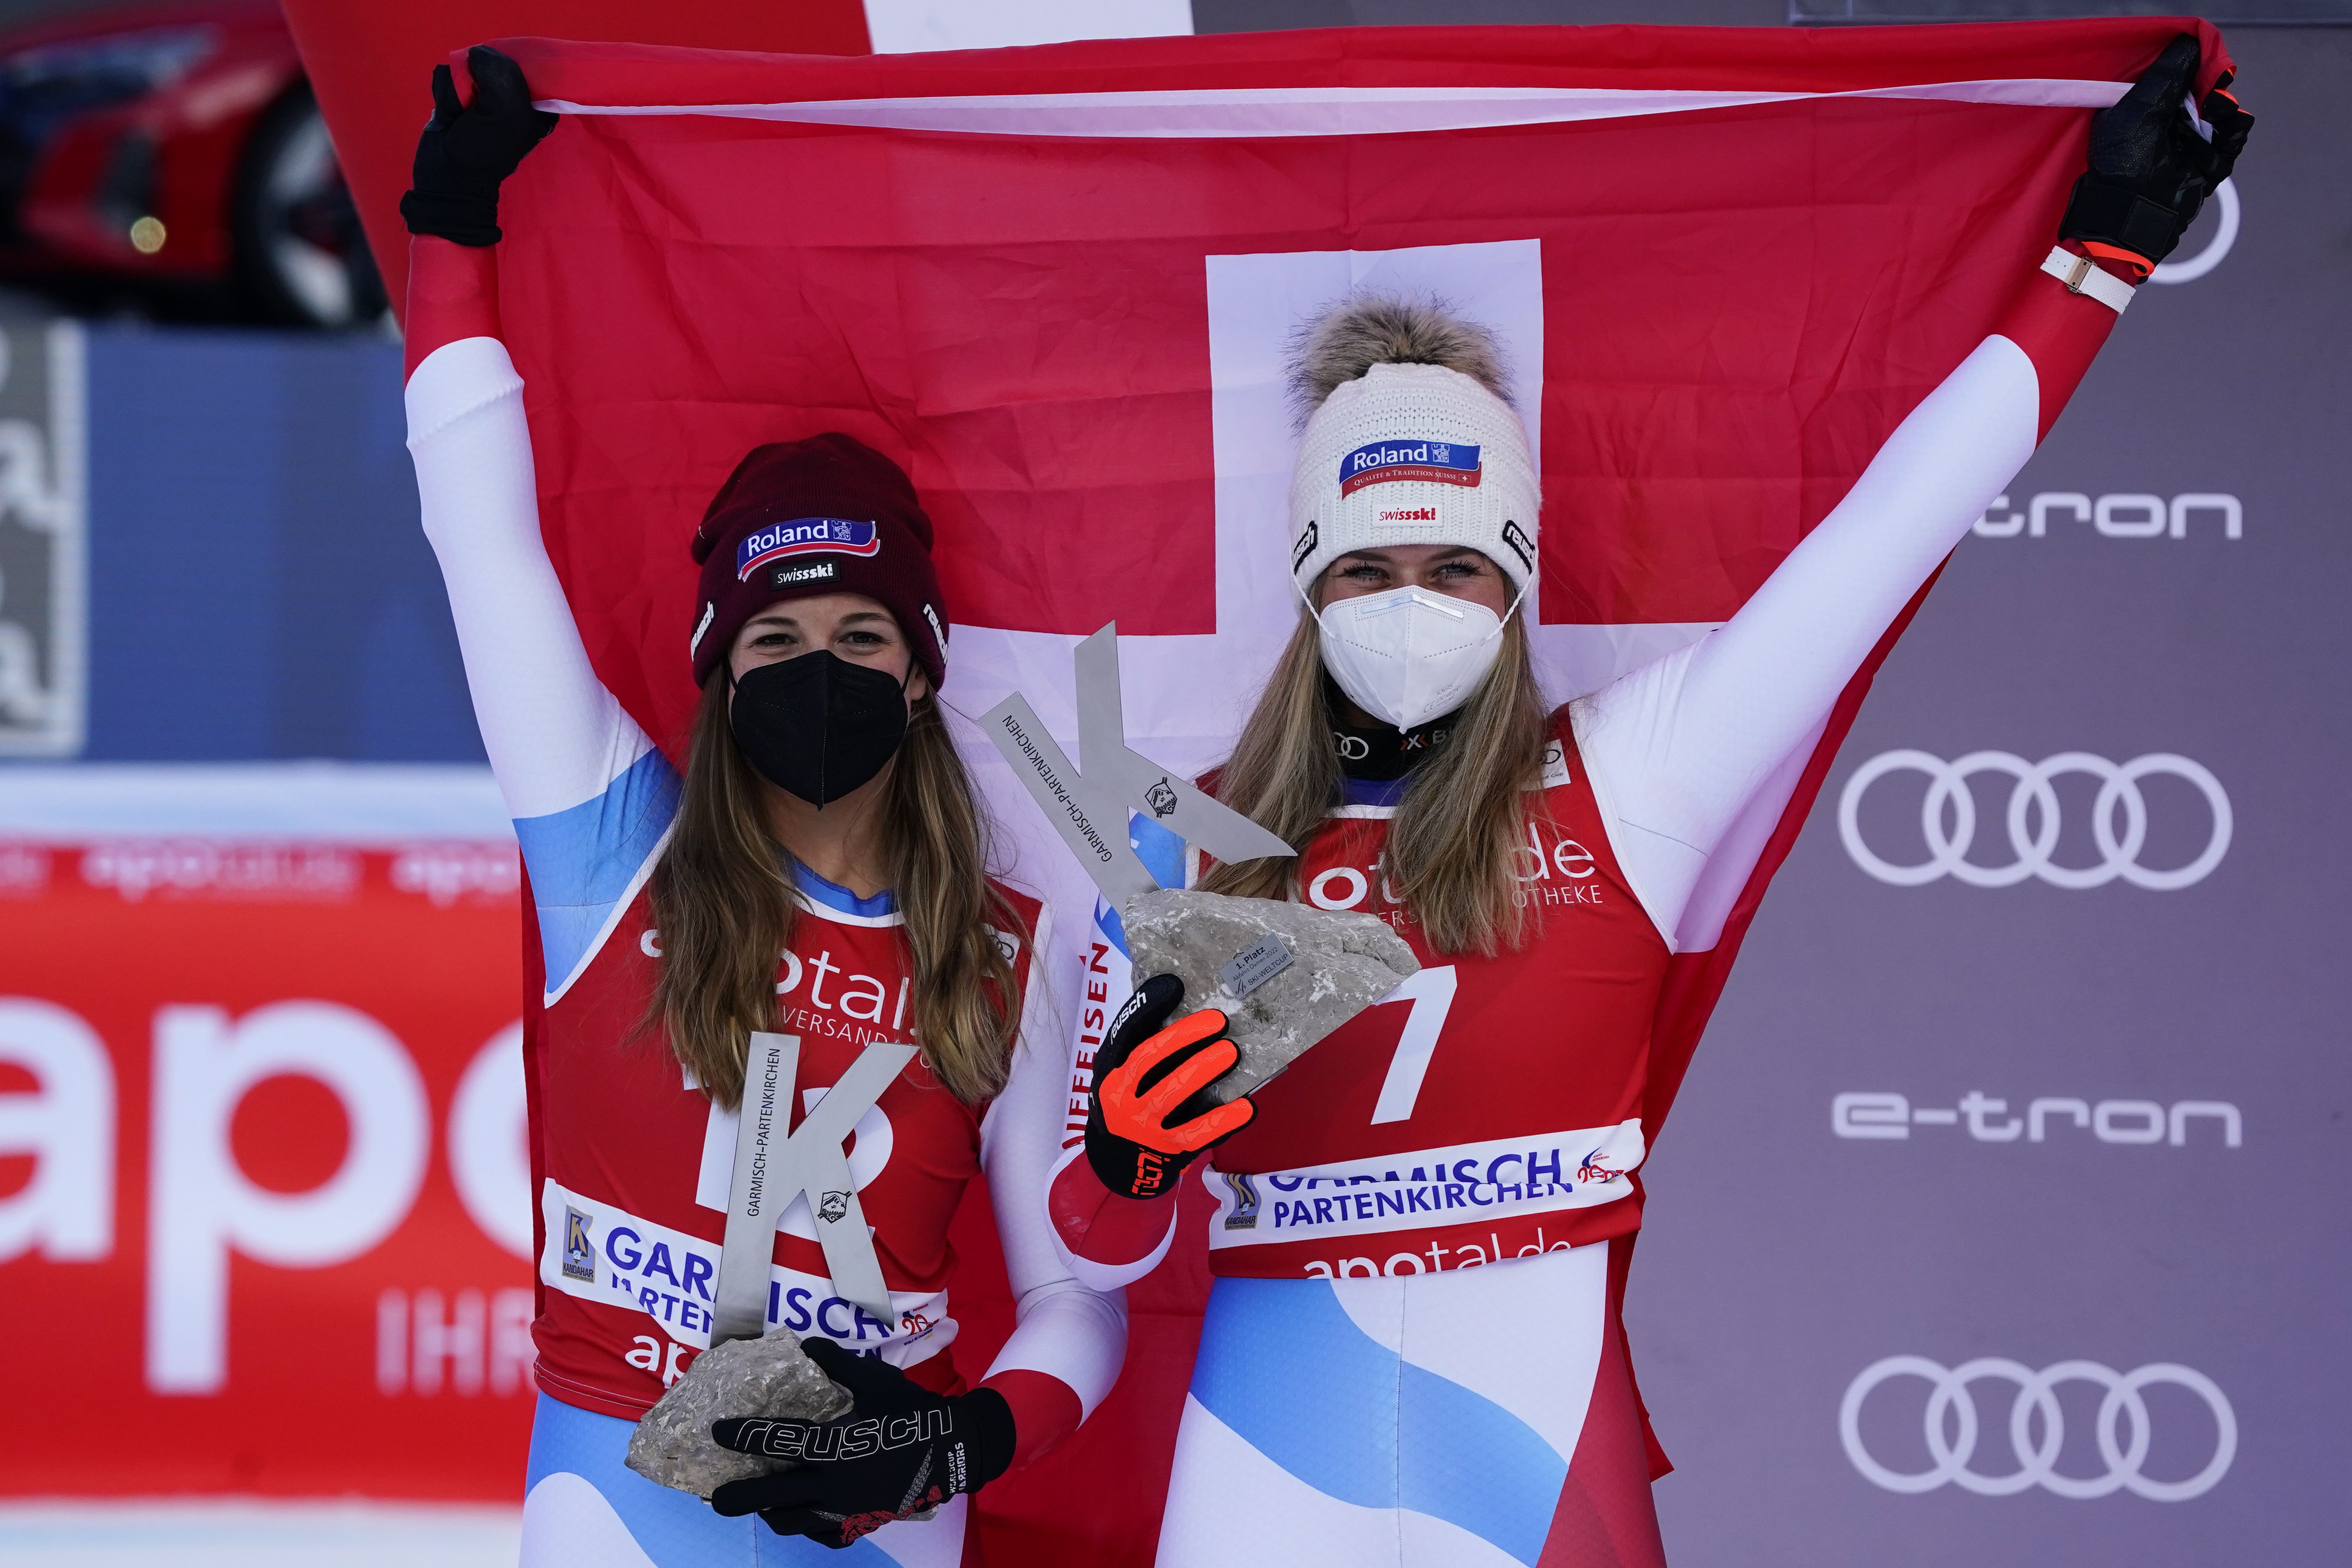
[1575,334,2045,953]
[406,331,675,1003]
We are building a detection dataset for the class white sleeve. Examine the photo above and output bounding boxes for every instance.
[1575,334,2040,949]
[976,904,1129,1417]
[406,337,676,999]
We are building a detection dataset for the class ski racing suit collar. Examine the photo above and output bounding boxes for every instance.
[1330,680,1460,804]
[789,857,898,919]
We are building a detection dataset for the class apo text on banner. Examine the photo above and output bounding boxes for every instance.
[0,836,531,1497]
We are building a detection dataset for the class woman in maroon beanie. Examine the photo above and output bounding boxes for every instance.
[397,47,1123,1566]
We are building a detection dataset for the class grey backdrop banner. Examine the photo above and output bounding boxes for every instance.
[1592,26,2352,1568]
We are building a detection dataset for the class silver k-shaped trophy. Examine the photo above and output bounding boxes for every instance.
[984,623,1417,1105]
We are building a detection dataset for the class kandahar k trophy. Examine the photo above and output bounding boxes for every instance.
[984,626,1417,1103]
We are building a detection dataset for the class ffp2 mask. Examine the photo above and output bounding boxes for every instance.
[729,650,910,805]
[1311,584,1516,733]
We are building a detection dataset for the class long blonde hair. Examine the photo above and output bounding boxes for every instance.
[647,675,1022,1107]
[1199,606,1553,957]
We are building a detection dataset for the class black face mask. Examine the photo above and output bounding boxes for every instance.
[729,651,911,806]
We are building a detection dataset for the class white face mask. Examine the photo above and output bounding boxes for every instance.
[1310,584,1518,733]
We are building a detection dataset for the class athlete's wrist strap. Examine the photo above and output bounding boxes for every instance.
[2039,245,2136,314]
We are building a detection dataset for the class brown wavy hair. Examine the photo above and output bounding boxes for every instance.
[646,675,1022,1107]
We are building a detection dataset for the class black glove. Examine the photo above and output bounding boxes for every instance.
[398,45,560,246]
[1084,973,1256,1201]
[708,1338,1015,1549]
[2060,33,2252,274]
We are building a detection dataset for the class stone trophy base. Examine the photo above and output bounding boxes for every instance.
[624,1328,854,1498]
[1121,889,1419,1104]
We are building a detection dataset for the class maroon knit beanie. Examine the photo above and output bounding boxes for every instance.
[688,433,949,690]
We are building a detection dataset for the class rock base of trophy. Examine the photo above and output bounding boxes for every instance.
[624,1327,854,1498]
[1121,889,1419,1104]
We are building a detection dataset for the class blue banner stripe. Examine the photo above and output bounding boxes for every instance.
[1091,810,1187,961]
[1130,811,1185,890]
[1190,1276,1568,1565]
[524,1392,903,1566]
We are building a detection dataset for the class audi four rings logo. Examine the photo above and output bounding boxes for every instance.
[1838,752,2231,890]
[1841,1357,2236,1502]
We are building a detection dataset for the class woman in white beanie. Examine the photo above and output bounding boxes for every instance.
[1067,296,1674,1566]
[1043,38,2246,1568]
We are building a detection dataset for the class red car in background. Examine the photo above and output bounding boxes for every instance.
[0,0,380,327]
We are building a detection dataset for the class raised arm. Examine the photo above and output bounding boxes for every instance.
[401,50,675,1000]
[1576,38,2250,946]
[976,905,1131,1462]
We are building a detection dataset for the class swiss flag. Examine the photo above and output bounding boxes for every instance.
[483,20,2227,748]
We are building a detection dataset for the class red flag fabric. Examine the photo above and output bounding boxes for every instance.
[464,22,2225,1564]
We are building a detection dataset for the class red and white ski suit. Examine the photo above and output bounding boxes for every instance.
[403,236,1124,1565]
[1043,249,2135,1568]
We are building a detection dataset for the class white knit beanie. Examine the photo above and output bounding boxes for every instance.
[1286,296,1539,596]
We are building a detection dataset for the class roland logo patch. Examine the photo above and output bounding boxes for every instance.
[1339,440,1481,497]
[737,517,878,580]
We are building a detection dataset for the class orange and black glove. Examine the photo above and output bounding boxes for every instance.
[2060,33,2252,278]
[1085,973,1256,1201]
